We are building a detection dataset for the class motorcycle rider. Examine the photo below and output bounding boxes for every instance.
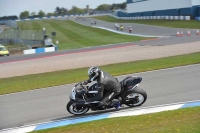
[83,66,121,109]
[120,25,124,31]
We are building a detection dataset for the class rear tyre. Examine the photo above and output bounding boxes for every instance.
[67,101,89,115]
[124,87,147,107]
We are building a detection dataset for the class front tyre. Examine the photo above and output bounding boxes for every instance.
[124,87,147,107]
[67,101,89,115]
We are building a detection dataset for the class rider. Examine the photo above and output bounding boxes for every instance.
[83,66,121,109]
[120,25,124,31]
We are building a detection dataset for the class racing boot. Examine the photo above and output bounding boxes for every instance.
[111,97,122,109]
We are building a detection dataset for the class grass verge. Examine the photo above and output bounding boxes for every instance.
[17,20,146,50]
[1,52,200,95]
[91,16,200,29]
[32,106,200,133]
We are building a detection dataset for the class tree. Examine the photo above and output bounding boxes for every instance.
[68,6,83,14]
[47,12,55,16]
[82,8,88,14]
[0,15,18,21]
[61,7,68,15]
[19,11,29,19]
[31,12,36,16]
[120,2,126,9]
[38,10,46,17]
[110,4,116,10]
[54,7,68,15]
[110,2,126,10]
[13,15,18,20]
[55,7,61,15]
[96,4,111,11]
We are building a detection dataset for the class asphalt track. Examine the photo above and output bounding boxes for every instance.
[69,17,198,36]
[0,64,200,129]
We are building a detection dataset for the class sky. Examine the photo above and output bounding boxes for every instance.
[0,0,126,17]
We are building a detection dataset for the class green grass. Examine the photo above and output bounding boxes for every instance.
[17,20,146,50]
[2,27,12,32]
[32,106,200,133]
[91,15,200,29]
[1,52,200,95]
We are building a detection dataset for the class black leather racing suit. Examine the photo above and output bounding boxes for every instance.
[88,70,121,105]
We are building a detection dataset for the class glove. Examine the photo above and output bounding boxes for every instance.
[82,80,91,85]
[82,80,89,85]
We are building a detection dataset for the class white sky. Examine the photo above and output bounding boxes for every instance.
[0,0,126,17]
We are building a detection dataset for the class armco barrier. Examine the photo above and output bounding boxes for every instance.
[23,47,57,55]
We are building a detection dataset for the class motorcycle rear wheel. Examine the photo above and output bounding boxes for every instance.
[67,101,89,115]
[124,87,147,107]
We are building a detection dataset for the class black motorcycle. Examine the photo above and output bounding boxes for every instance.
[67,76,147,115]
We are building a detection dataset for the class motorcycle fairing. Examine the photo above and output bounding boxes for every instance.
[121,76,142,91]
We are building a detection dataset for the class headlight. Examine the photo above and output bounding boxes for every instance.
[69,87,76,100]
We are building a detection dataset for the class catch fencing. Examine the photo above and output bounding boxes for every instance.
[0,30,44,47]
[0,20,18,29]
[5,20,18,29]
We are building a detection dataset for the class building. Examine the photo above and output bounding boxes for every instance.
[117,0,200,18]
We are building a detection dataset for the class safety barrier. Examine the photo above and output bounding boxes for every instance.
[110,14,191,20]
[23,47,58,55]
[195,17,200,20]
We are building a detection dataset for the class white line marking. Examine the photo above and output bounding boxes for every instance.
[107,99,200,115]
[109,104,183,118]
[92,26,167,38]
[0,125,36,133]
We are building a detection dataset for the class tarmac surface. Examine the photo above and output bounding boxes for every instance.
[0,40,200,78]
[0,64,200,129]
[67,17,198,37]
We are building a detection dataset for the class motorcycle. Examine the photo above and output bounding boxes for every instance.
[67,76,147,115]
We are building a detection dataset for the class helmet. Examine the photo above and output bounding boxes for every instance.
[88,66,100,81]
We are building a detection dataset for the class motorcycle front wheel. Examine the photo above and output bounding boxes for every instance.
[124,87,147,107]
[67,101,89,115]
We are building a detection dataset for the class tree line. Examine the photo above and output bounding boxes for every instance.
[0,2,126,20]
[96,2,126,11]
[0,16,18,21]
